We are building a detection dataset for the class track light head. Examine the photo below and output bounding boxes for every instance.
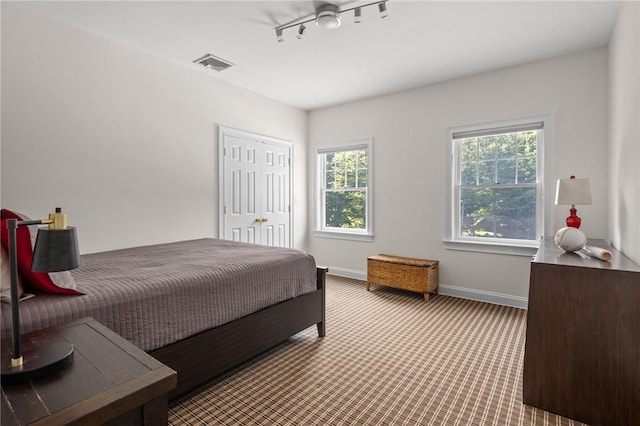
[276,28,284,43]
[354,7,362,24]
[378,2,388,18]
[297,24,306,39]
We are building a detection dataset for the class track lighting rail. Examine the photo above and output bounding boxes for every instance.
[275,0,388,42]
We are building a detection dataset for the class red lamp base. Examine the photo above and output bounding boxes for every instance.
[566,207,582,229]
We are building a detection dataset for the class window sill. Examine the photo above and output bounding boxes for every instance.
[313,230,374,242]
[443,239,539,257]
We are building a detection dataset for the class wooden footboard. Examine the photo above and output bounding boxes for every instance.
[151,267,327,399]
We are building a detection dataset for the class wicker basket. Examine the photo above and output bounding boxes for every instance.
[367,254,439,302]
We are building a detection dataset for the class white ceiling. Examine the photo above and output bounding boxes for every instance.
[15,1,621,110]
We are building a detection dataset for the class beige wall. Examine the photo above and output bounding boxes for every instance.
[609,1,640,264]
[1,4,308,253]
[308,48,609,303]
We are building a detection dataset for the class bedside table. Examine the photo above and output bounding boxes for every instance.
[1,317,177,425]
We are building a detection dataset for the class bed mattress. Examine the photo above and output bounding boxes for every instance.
[1,238,317,351]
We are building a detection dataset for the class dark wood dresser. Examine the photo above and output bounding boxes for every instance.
[523,237,640,425]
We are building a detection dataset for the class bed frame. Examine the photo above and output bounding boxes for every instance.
[150,267,327,399]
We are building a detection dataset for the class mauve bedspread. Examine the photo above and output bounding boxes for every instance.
[0,238,317,351]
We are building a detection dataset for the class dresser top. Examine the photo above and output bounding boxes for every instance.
[534,237,640,273]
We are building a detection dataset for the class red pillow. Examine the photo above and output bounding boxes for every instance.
[0,209,82,295]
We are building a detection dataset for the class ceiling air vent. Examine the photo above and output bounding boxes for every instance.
[193,54,234,72]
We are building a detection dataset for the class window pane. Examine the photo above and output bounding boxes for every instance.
[460,138,477,162]
[357,169,367,188]
[477,161,495,185]
[497,159,516,184]
[323,150,367,190]
[517,132,537,157]
[517,158,537,183]
[345,168,356,187]
[325,170,338,189]
[460,162,476,186]
[356,151,368,188]
[325,153,336,170]
[497,134,516,159]
[460,187,537,240]
[325,190,366,229]
[358,151,368,168]
[477,137,496,160]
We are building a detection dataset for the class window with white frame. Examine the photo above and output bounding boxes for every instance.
[447,118,547,248]
[316,140,373,240]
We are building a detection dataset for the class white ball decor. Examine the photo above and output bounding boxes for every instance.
[554,227,587,252]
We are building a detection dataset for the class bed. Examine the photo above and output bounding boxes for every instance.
[1,238,326,398]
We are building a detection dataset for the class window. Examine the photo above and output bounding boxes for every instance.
[446,117,550,252]
[315,140,373,241]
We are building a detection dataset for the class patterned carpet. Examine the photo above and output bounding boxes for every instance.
[169,275,585,425]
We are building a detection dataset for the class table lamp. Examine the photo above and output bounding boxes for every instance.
[555,176,592,229]
[1,208,79,384]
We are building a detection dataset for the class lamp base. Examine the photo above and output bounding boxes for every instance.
[1,342,74,385]
[566,207,582,229]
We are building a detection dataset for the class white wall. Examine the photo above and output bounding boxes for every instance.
[2,4,623,304]
[308,48,609,302]
[1,4,308,254]
[609,1,640,264]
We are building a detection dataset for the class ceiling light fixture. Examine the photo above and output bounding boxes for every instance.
[275,1,390,42]
[316,4,341,29]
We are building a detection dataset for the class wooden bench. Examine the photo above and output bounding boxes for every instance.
[367,254,439,302]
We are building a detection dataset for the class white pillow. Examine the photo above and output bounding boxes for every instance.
[1,245,34,303]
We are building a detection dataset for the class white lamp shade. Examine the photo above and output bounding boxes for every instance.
[555,177,592,205]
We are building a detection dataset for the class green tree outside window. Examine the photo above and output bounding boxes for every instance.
[322,149,368,230]
[457,130,539,240]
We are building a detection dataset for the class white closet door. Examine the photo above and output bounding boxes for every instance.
[260,143,290,247]
[220,128,292,247]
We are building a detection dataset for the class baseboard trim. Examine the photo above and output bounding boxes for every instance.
[438,284,528,309]
[327,267,528,309]
[326,267,367,281]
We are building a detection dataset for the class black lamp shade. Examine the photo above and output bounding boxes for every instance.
[2,215,79,385]
[31,227,80,272]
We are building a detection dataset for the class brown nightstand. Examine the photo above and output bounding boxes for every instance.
[1,317,177,425]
